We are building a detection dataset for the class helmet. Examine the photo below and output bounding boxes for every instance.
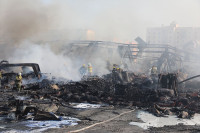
[88,63,91,66]
[18,73,22,76]
[152,66,157,70]
[83,64,85,67]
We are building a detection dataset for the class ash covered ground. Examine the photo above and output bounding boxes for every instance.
[1,64,200,133]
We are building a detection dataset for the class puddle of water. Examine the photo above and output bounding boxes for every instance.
[70,103,101,109]
[129,111,200,129]
[15,96,30,100]
[0,113,16,121]
[1,130,30,133]
[25,116,80,128]
[0,116,5,121]
[0,125,6,129]
[1,116,80,133]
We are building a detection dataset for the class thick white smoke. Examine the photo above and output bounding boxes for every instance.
[9,41,81,81]
[1,0,200,80]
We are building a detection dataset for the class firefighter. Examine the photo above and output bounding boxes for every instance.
[112,64,123,83]
[112,64,118,83]
[112,64,117,72]
[79,64,87,77]
[112,64,121,72]
[88,63,92,76]
[150,66,158,88]
[16,73,22,92]
[151,66,158,76]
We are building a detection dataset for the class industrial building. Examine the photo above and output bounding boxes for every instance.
[146,22,200,47]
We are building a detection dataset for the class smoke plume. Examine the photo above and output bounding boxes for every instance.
[0,0,51,44]
[9,41,81,80]
[1,0,200,80]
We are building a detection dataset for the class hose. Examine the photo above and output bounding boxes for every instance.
[68,109,135,133]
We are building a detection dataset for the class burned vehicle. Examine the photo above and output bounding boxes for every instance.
[0,61,42,88]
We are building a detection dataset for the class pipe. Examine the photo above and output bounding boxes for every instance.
[179,75,200,84]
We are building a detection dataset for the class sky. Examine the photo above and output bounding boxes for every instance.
[42,0,200,41]
[1,0,200,41]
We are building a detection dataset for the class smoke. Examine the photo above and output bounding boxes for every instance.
[1,0,200,42]
[9,41,81,80]
[0,0,52,44]
[8,41,120,80]
[0,0,120,80]
[49,0,200,42]
[61,43,122,76]
[91,0,200,41]
[1,0,200,80]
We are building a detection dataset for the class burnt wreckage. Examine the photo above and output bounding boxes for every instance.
[0,61,42,88]
[118,37,184,73]
[63,37,184,73]
[0,39,200,123]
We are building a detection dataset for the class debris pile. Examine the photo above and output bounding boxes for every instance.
[1,61,200,124]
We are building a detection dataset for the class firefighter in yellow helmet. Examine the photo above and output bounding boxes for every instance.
[150,66,158,88]
[79,64,87,77]
[16,73,22,92]
[151,66,158,76]
[88,63,92,76]
[112,64,117,71]
[112,64,121,73]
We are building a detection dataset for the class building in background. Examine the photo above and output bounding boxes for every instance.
[146,22,200,48]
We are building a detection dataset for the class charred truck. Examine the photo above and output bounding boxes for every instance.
[0,60,42,89]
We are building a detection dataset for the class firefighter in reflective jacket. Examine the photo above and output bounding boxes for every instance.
[112,64,117,71]
[16,73,22,92]
[112,64,123,83]
[79,64,87,77]
[151,66,158,76]
[88,63,92,76]
[112,64,121,72]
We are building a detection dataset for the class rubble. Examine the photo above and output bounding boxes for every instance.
[1,61,200,132]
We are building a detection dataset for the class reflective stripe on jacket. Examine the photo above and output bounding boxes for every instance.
[16,75,22,81]
[88,66,92,73]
